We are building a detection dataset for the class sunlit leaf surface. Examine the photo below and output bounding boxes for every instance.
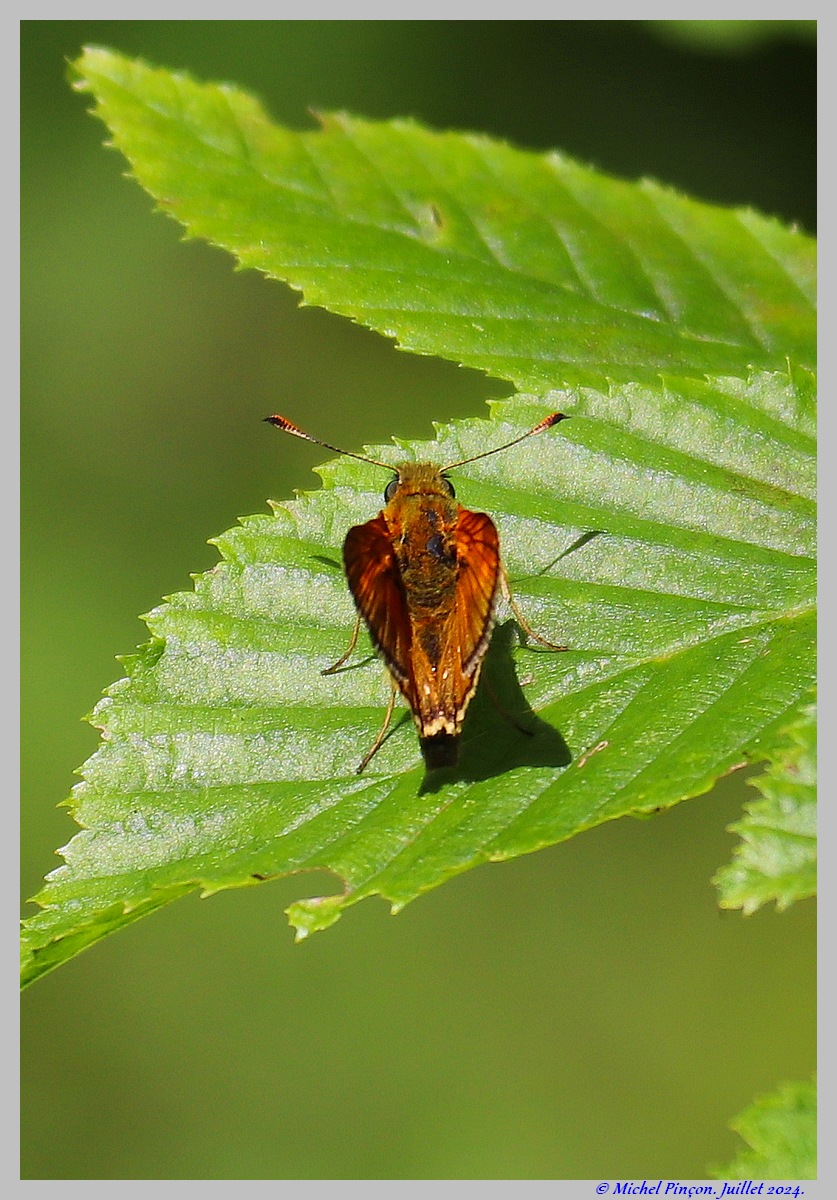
[20,52,815,986]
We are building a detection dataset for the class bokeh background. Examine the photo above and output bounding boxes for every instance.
[21,20,816,1180]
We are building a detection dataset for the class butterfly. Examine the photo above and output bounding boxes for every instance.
[266,411,570,772]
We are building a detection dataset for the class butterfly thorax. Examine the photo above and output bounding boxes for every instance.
[385,464,460,624]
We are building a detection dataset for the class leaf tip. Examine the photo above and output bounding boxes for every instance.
[286,892,346,939]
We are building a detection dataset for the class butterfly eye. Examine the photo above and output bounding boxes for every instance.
[441,476,456,498]
[384,477,399,503]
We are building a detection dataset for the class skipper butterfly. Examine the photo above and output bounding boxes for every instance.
[266,411,570,772]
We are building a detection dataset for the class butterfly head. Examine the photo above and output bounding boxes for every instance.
[383,463,456,504]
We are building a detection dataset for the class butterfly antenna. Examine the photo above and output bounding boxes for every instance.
[442,411,570,472]
[264,414,393,471]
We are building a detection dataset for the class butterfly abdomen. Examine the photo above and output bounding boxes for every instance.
[420,730,460,769]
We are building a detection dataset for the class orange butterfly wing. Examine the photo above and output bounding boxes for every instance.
[453,508,501,677]
[342,515,411,686]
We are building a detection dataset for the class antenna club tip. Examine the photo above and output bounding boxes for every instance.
[264,414,299,432]
[543,411,570,428]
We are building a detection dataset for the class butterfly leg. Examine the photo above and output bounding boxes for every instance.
[501,571,568,651]
[322,613,362,675]
[356,680,398,774]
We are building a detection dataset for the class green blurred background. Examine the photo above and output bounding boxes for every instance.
[21,20,816,1180]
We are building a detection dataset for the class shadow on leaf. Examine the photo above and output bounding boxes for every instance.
[420,620,572,792]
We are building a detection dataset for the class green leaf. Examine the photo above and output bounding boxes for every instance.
[22,51,816,986]
[22,369,815,987]
[712,1077,816,1180]
[713,699,816,913]
[69,48,815,392]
